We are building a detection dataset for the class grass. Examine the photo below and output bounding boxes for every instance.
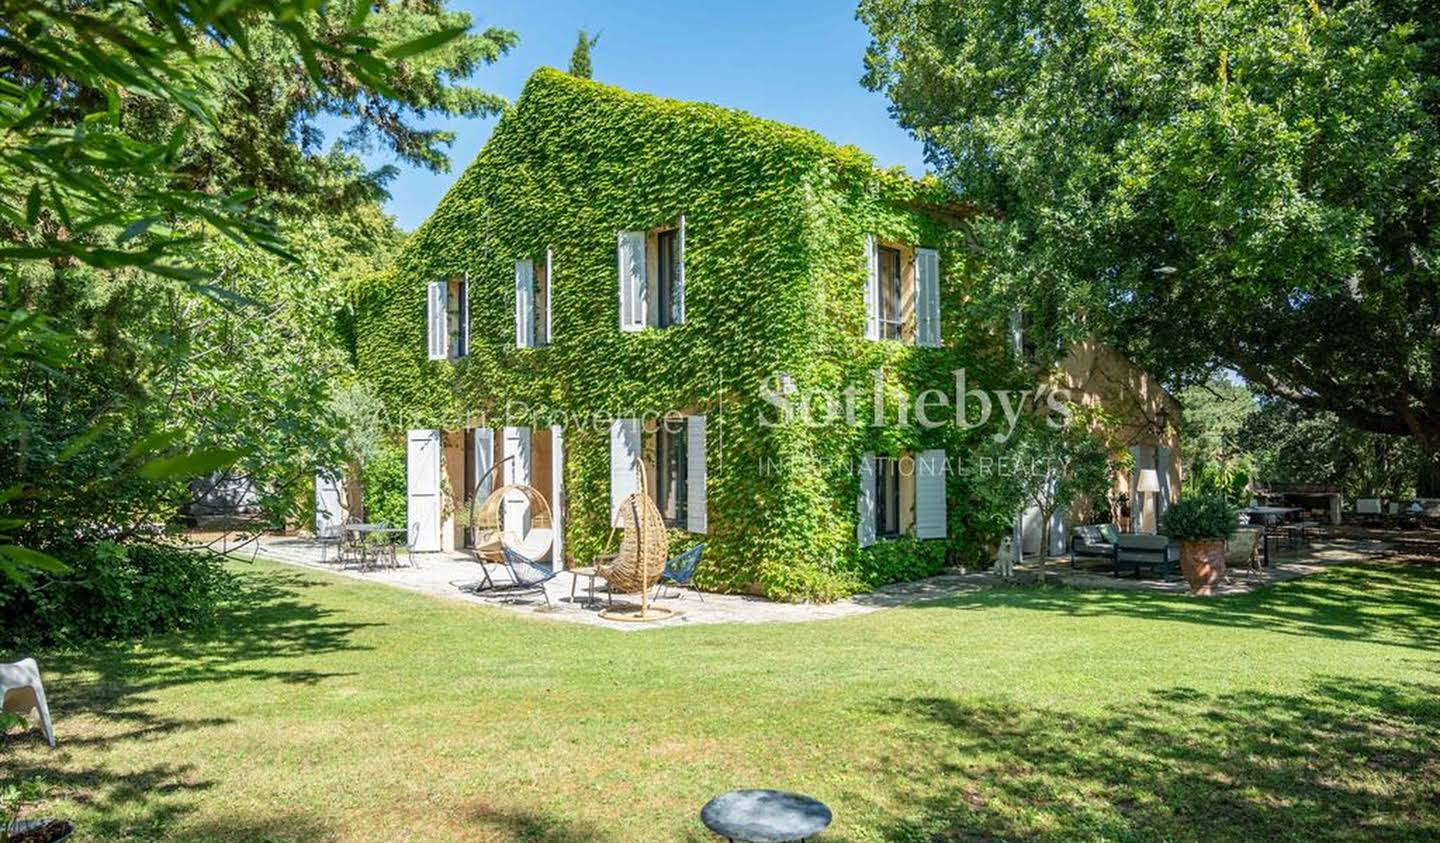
[3,552,1440,842]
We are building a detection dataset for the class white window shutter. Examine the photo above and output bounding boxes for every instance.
[1010,310,1025,359]
[545,248,554,344]
[472,428,495,501]
[427,281,447,360]
[857,451,877,547]
[915,448,947,539]
[550,424,565,567]
[515,259,534,348]
[610,418,641,526]
[406,429,442,551]
[618,231,647,332]
[502,426,531,536]
[863,235,880,341]
[686,414,707,534]
[916,248,941,348]
[675,215,687,325]
[314,470,343,538]
[459,274,470,357]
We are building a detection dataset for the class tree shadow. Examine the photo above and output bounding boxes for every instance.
[2,564,376,838]
[903,558,1440,651]
[859,675,1440,841]
[463,800,618,843]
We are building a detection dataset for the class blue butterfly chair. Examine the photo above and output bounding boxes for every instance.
[652,543,706,602]
[501,546,559,607]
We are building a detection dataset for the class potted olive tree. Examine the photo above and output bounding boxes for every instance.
[1161,494,1238,595]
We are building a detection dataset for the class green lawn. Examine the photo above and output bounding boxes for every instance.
[5,555,1440,842]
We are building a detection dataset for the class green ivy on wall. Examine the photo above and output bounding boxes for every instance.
[354,68,1027,601]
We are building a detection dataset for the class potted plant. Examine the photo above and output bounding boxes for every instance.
[1162,494,1238,595]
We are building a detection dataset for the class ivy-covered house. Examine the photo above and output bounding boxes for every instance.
[354,68,1105,600]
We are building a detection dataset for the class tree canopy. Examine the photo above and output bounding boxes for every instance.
[860,0,1440,453]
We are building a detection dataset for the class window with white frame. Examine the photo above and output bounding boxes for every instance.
[610,415,707,533]
[857,449,947,547]
[515,251,552,349]
[864,237,941,347]
[427,276,468,360]
[618,216,686,331]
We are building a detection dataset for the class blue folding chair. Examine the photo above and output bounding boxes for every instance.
[653,543,706,602]
[501,546,559,606]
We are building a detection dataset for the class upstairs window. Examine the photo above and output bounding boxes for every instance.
[864,237,942,347]
[515,251,552,349]
[877,245,903,341]
[619,215,686,331]
[427,277,468,360]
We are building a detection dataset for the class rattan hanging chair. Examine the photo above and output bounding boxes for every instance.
[596,462,673,621]
[470,481,554,562]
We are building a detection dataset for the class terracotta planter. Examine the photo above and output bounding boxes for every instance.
[1180,539,1227,595]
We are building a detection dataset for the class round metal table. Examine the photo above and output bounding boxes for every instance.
[701,789,832,842]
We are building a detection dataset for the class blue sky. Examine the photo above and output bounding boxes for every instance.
[355,0,928,230]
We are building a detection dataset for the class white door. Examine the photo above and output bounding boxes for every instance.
[503,426,531,536]
[407,429,442,552]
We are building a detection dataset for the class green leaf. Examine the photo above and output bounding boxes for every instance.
[129,428,186,457]
[117,216,161,244]
[383,26,468,61]
[24,184,40,225]
[0,545,70,574]
[139,448,242,480]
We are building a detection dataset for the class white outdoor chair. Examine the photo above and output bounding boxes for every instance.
[1,658,55,747]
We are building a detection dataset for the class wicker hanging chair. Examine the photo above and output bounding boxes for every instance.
[599,485,669,593]
[469,476,554,563]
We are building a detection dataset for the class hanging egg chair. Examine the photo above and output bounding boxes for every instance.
[597,462,674,621]
[470,481,554,563]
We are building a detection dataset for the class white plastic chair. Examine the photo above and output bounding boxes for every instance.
[1,658,55,747]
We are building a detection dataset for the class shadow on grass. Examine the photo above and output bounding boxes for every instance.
[904,559,1440,651]
[2,564,376,839]
[856,675,1440,842]
[464,800,617,843]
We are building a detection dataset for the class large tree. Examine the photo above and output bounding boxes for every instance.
[0,0,512,577]
[860,1,1440,455]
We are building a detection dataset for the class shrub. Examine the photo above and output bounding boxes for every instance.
[1162,494,1239,542]
[0,542,236,648]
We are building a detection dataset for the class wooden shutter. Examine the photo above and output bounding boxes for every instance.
[544,248,554,344]
[427,281,447,360]
[857,451,877,547]
[675,215,687,325]
[406,429,442,551]
[551,425,565,567]
[914,448,947,539]
[863,235,880,341]
[610,418,641,526]
[916,248,941,348]
[314,470,343,538]
[462,275,472,357]
[515,259,534,348]
[503,426,531,535]
[686,414,707,534]
[617,231,647,332]
[472,428,495,501]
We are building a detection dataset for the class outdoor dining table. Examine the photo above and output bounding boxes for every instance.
[344,523,407,569]
[1241,507,1305,566]
[701,789,832,843]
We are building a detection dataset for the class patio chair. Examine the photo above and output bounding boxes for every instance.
[1112,534,1180,580]
[1226,526,1264,581]
[1068,525,1116,567]
[1,658,55,747]
[653,543,706,601]
[499,546,559,607]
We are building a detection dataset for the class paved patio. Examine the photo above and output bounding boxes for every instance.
[236,533,1390,631]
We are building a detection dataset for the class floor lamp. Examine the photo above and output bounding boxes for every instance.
[1135,468,1161,533]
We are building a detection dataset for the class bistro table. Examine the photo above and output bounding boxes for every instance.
[344,523,407,570]
[1240,507,1304,567]
[701,789,832,843]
